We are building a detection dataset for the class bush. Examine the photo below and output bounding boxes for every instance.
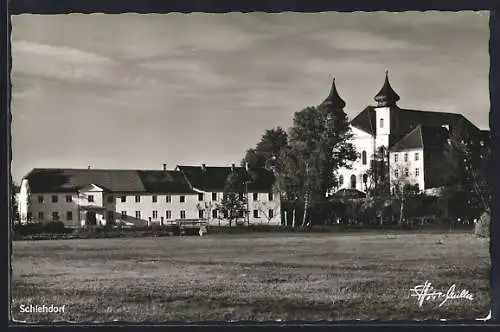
[474,212,490,238]
[43,221,71,234]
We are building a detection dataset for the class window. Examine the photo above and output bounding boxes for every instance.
[121,196,126,202]
[107,195,114,203]
[152,195,157,203]
[107,211,114,222]
[121,211,127,220]
[253,193,259,201]
[253,210,259,218]
[362,151,367,165]
[395,169,399,177]
[199,210,204,219]
[415,168,420,177]
[37,212,43,220]
[339,175,344,186]
[166,210,172,219]
[363,174,368,184]
[415,152,419,161]
[88,195,94,203]
[52,195,58,203]
[52,212,59,221]
[380,118,384,128]
[198,193,204,201]
[404,153,408,162]
[415,183,420,191]
[269,210,274,219]
[404,168,409,177]
[166,195,171,203]
[223,210,229,218]
[238,210,244,218]
[66,195,72,203]
[135,211,141,219]
[135,195,140,203]
[350,174,356,189]
[66,211,73,221]
[212,209,218,219]
[212,192,217,201]
[152,210,158,219]
[394,154,399,163]
[180,196,185,203]
[180,210,186,219]
[38,195,44,203]
[268,192,274,201]
[25,212,32,221]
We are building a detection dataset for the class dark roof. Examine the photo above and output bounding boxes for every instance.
[350,106,376,135]
[24,168,195,194]
[177,165,275,192]
[349,106,478,143]
[374,71,400,107]
[319,77,346,110]
[390,125,450,151]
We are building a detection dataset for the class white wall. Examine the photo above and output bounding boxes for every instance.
[336,125,375,193]
[112,193,199,225]
[194,190,282,226]
[388,148,425,191]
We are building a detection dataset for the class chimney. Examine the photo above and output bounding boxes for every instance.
[231,163,236,171]
[201,164,206,171]
[162,163,167,171]
[245,162,249,171]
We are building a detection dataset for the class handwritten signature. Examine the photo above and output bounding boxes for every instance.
[410,281,474,307]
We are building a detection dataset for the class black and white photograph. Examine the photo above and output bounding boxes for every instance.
[10,11,492,322]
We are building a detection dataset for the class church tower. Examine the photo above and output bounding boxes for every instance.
[374,70,400,149]
[319,77,346,112]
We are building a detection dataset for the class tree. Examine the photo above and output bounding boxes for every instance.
[11,177,19,227]
[443,135,491,216]
[286,105,357,225]
[367,146,390,196]
[242,127,289,168]
[218,171,247,227]
[390,164,421,225]
[196,201,215,222]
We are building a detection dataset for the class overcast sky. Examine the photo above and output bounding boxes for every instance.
[11,12,489,181]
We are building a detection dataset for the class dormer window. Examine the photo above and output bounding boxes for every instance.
[362,151,367,165]
[380,118,384,128]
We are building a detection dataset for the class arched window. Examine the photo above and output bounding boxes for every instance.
[362,151,367,165]
[380,118,384,128]
[339,175,344,186]
[362,174,368,184]
[350,175,357,189]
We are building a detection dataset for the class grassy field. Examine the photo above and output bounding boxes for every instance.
[11,232,490,322]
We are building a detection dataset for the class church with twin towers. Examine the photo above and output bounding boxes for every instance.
[320,71,489,195]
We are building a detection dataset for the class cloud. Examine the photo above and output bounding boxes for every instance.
[13,41,115,65]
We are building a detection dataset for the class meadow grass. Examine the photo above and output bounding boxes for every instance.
[11,231,490,322]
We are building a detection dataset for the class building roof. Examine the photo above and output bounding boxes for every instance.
[177,165,275,192]
[23,168,195,194]
[319,77,346,110]
[350,106,377,135]
[390,125,450,151]
[374,71,400,107]
[349,105,478,142]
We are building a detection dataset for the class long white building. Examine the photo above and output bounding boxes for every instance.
[17,164,281,228]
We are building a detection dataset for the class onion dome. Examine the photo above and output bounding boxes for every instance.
[374,70,400,107]
[320,77,346,110]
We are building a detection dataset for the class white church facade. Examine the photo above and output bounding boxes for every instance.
[322,71,489,194]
